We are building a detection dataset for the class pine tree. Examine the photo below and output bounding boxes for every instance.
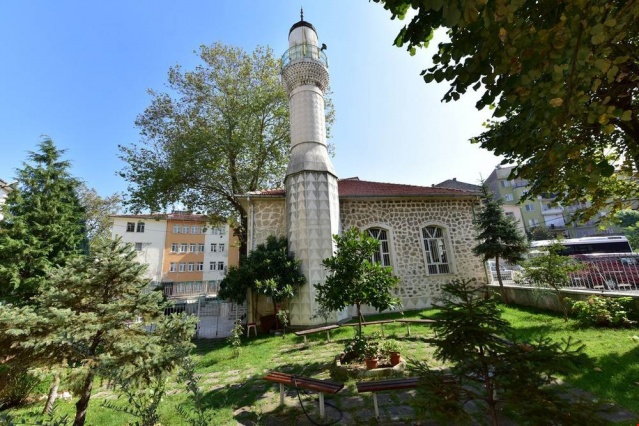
[0,238,196,426]
[473,184,528,303]
[0,138,87,304]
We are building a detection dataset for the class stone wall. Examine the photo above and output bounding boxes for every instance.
[340,198,486,311]
[249,198,287,250]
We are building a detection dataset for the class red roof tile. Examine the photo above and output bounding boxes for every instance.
[245,178,479,198]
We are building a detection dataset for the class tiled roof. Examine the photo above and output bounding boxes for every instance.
[245,178,480,198]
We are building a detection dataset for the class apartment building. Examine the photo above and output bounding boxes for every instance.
[485,165,618,238]
[0,178,14,221]
[111,212,239,301]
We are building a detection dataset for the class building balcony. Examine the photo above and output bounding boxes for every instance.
[281,43,328,70]
[541,207,564,215]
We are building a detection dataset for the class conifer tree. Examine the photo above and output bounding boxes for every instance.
[0,138,87,304]
[0,238,196,426]
[473,184,528,303]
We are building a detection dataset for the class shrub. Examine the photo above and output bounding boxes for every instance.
[380,339,401,355]
[343,333,380,362]
[569,296,636,328]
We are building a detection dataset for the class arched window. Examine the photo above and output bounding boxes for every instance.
[366,227,391,267]
[422,225,450,274]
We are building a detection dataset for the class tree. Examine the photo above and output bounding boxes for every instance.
[119,43,334,250]
[372,0,639,219]
[315,227,401,337]
[76,184,121,248]
[218,235,305,328]
[410,279,600,425]
[612,209,639,250]
[0,138,87,305]
[473,184,528,303]
[522,241,583,320]
[0,238,196,426]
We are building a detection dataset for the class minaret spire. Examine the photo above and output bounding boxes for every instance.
[300,7,304,21]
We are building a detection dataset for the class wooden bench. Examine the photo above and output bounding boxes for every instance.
[394,318,437,336]
[341,319,395,337]
[264,371,344,419]
[356,377,419,418]
[294,324,340,343]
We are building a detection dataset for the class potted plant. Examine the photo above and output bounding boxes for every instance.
[362,339,380,370]
[381,339,402,366]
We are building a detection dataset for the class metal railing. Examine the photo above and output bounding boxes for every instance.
[486,254,639,293]
[281,43,328,69]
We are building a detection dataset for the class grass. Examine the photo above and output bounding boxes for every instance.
[4,305,639,425]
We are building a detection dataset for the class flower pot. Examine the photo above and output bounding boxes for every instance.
[389,352,401,366]
[365,358,379,370]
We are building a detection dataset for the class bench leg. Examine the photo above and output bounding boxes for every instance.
[372,392,379,418]
[326,330,331,342]
[380,323,385,338]
[319,392,325,419]
[303,335,307,344]
[279,383,285,406]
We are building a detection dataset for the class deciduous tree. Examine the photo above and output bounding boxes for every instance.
[76,184,121,248]
[119,43,334,249]
[315,228,401,337]
[219,236,305,327]
[373,0,639,218]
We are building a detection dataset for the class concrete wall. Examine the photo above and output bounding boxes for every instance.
[491,284,639,319]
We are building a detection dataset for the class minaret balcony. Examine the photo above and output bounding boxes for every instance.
[281,44,328,70]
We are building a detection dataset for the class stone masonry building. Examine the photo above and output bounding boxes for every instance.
[237,14,486,327]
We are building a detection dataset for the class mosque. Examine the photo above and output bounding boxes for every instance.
[237,13,485,327]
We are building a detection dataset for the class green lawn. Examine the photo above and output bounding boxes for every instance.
[5,304,638,425]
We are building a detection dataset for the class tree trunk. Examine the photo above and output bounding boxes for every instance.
[73,369,95,426]
[356,302,362,338]
[495,256,510,304]
[42,372,60,415]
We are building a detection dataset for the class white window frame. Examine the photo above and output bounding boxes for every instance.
[178,263,186,272]
[188,262,194,272]
[421,223,454,275]
[197,262,204,271]
[173,224,180,234]
[209,261,215,271]
[182,225,189,234]
[180,243,187,253]
[169,262,177,272]
[217,261,224,271]
[189,243,196,253]
[171,243,178,253]
[198,243,205,253]
[136,222,145,233]
[126,222,135,232]
[219,243,225,252]
[365,226,392,267]
[504,194,514,201]
[191,225,198,234]
[211,243,217,252]
[525,204,535,212]
[134,242,143,251]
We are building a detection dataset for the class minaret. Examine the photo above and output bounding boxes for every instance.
[281,11,340,326]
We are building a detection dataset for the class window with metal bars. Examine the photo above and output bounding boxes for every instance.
[366,227,391,267]
[422,225,451,274]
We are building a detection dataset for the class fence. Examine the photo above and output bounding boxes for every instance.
[164,297,247,339]
[487,253,639,293]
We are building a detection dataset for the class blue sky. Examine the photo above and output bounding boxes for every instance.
[0,1,501,203]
